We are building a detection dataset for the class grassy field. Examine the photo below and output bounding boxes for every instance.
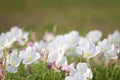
[0,0,120,80]
[0,0,120,38]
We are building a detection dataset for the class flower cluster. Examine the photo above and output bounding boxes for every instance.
[0,26,120,80]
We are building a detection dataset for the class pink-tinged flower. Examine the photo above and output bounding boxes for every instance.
[27,42,34,47]
[43,32,55,43]
[0,69,5,80]
[62,63,75,72]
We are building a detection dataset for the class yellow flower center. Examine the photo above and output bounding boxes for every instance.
[11,61,16,67]
[103,47,108,51]
[86,53,91,57]
[28,56,32,61]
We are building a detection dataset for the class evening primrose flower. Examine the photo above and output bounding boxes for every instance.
[83,42,100,59]
[0,33,7,49]
[76,38,90,55]
[86,30,102,43]
[17,31,29,46]
[64,30,80,46]
[10,26,23,41]
[76,63,93,79]
[6,50,21,73]
[108,30,120,53]
[55,55,67,67]
[108,30,120,45]
[19,46,41,64]
[98,39,114,53]
[62,63,75,72]
[65,62,93,80]
[4,32,14,48]
[0,32,15,49]
[47,50,67,67]
[65,72,85,80]
[104,47,118,60]
[43,32,55,43]
[33,40,47,53]
[47,41,68,67]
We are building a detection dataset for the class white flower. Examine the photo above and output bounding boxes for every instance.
[104,47,118,60]
[33,41,47,54]
[55,55,67,67]
[0,34,6,49]
[47,50,67,67]
[58,42,76,56]
[17,32,29,46]
[65,72,86,80]
[65,62,92,80]
[64,30,80,46]
[76,38,90,55]
[10,26,23,41]
[108,30,120,45]
[76,63,93,79]
[19,46,40,64]
[0,32,15,49]
[86,30,102,43]
[5,32,14,48]
[43,32,55,43]
[98,39,114,53]
[47,41,68,67]
[83,42,100,59]
[108,30,120,53]
[6,49,21,73]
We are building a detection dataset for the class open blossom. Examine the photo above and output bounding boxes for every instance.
[33,40,47,53]
[3,32,14,48]
[47,49,67,67]
[76,38,90,55]
[98,39,118,60]
[108,30,120,53]
[17,31,29,46]
[10,26,23,41]
[64,30,80,46]
[108,30,120,45]
[76,38,100,59]
[86,30,102,43]
[10,26,29,46]
[47,41,68,69]
[0,33,8,49]
[6,49,21,73]
[65,62,93,80]
[43,32,55,43]
[83,42,100,59]
[98,39,114,53]
[62,63,75,72]
[104,47,118,60]
[47,31,79,56]
[0,26,29,50]
[19,46,41,64]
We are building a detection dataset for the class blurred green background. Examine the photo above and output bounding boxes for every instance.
[0,0,120,38]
